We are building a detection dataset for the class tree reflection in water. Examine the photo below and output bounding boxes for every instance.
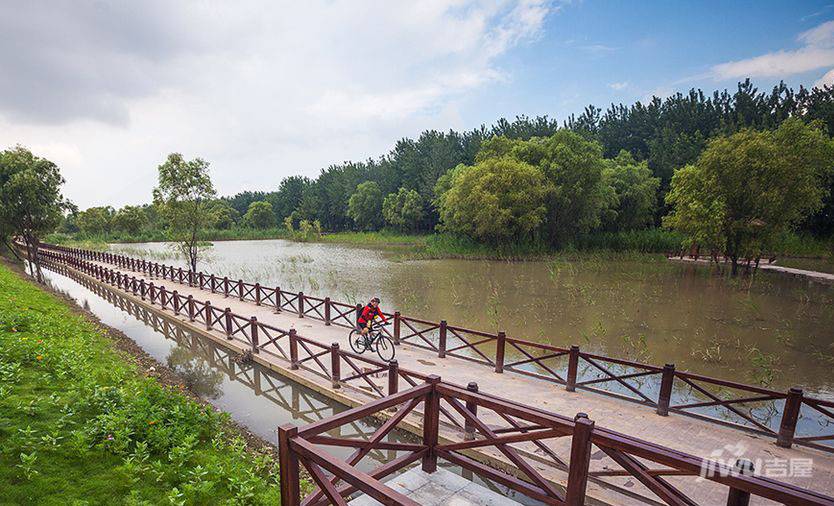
[166,345,224,399]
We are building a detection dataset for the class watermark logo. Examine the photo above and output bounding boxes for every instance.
[698,442,813,481]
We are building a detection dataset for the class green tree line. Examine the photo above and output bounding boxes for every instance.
[5,79,834,275]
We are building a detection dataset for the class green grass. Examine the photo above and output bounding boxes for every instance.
[0,262,291,504]
[46,226,833,264]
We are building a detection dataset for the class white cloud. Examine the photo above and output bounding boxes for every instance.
[608,81,628,90]
[709,20,834,80]
[815,68,834,87]
[0,1,554,208]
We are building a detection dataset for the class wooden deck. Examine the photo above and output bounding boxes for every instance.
[38,253,834,505]
[668,256,834,284]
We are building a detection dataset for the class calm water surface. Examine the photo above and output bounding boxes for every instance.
[109,239,834,397]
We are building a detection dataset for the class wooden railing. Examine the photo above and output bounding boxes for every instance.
[278,377,834,506]
[28,241,834,453]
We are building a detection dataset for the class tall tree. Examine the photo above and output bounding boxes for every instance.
[435,157,550,244]
[77,206,115,235]
[111,206,147,235]
[153,153,216,271]
[0,146,69,281]
[244,201,275,229]
[664,119,834,274]
[347,181,383,231]
[382,188,424,232]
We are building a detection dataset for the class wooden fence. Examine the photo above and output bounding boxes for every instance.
[278,377,834,506]
[28,241,834,454]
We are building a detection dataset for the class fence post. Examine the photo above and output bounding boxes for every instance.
[298,292,305,318]
[656,363,675,416]
[494,331,506,373]
[223,277,229,297]
[330,343,340,388]
[324,297,331,325]
[566,413,594,506]
[210,274,215,293]
[187,296,195,322]
[566,345,580,392]
[149,283,155,304]
[275,287,282,313]
[250,317,259,353]
[393,311,401,344]
[726,459,755,506]
[173,291,180,315]
[388,359,399,395]
[224,308,233,339]
[355,304,362,325]
[205,301,213,330]
[777,387,803,448]
[199,272,204,289]
[438,320,447,358]
[160,286,167,308]
[464,382,478,441]
[238,280,244,301]
[277,424,301,506]
[255,283,261,306]
[140,279,146,300]
[422,375,441,473]
[289,329,299,369]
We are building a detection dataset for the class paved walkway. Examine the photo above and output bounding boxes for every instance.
[349,467,522,505]
[59,258,834,505]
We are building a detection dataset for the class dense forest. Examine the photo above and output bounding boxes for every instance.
[60,79,834,247]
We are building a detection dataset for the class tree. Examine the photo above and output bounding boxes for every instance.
[153,153,216,272]
[435,157,550,244]
[269,176,309,223]
[347,181,383,231]
[111,206,147,235]
[206,200,239,230]
[0,146,69,281]
[382,188,424,231]
[476,131,616,245]
[602,151,660,231]
[664,119,834,274]
[244,201,275,229]
[77,206,114,236]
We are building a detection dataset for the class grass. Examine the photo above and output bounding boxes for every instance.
[46,226,833,264]
[0,261,292,504]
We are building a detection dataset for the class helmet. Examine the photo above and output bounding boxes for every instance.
[371,297,380,303]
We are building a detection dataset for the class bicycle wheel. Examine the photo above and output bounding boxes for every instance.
[375,335,395,362]
[349,329,366,354]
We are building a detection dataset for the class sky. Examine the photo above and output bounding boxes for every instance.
[2,0,834,209]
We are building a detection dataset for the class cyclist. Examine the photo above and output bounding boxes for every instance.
[357,297,387,336]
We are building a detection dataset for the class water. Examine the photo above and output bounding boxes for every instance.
[109,239,834,398]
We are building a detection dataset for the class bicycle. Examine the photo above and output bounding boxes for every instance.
[349,321,395,362]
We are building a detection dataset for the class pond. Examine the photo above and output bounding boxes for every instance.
[108,239,834,398]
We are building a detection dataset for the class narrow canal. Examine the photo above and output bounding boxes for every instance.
[34,263,540,504]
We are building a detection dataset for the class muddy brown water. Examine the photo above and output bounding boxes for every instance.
[108,239,834,399]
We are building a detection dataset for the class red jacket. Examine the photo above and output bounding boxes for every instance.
[358,304,386,324]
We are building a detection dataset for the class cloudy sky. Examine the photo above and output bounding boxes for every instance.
[2,0,833,209]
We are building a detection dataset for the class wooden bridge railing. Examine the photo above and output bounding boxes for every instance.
[278,376,834,506]
[28,241,834,453]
